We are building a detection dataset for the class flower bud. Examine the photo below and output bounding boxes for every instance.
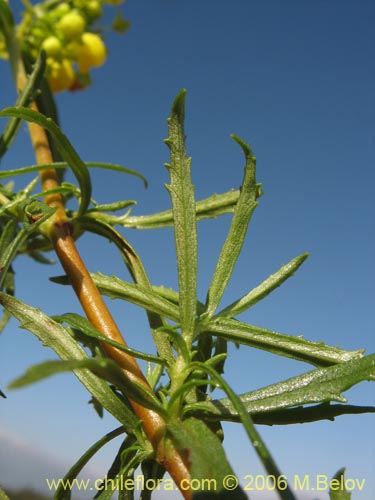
[47,59,75,92]
[42,36,62,57]
[75,32,106,74]
[85,1,103,19]
[58,11,86,39]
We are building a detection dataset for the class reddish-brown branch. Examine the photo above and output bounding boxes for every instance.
[14,68,192,499]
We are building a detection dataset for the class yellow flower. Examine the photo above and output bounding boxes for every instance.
[47,58,75,93]
[75,32,106,74]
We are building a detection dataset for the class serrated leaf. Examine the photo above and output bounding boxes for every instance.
[91,273,180,321]
[164,89,197,343]
[329,468,352,500]
[217,253,309,318]
[74,218,175,365]
[0,161,147,187]
[64,271,362,368]
[7,359,121,389]
[53,313,164,365]
[187,354,375,421]
[185,361,296,500]
[9,357,166,417]
[204,135,260,319]
[124,189,240,229]
[166,417,247,499]
[204,317,363,366]
[250,403,375,426]
[0,292,140,433]
[0,108,92,216]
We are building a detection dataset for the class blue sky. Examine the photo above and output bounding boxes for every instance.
[0,0,374,498]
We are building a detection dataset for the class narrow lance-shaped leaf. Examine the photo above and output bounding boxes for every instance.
[164,89,197,343]
[91,435,140,500]
[204,135,260,319]
[0,107,92,216]
[0,161,147,188]
[185,362,297,500]
[54,426,127,500]
[0,51,46,158]
[75,217,175,366]
[63,271,362,368]
[250,403,375,426]
[186,354,375,421]
[53,312,164,365]
[124,189,240,229]
[217,253,309,318]
[0,292,141,435]
[8,358,167,418]
[204,316,363,367]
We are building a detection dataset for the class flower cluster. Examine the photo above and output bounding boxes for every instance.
[2,0,129,92]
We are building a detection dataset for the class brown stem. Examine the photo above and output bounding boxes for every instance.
[14,62,192,499]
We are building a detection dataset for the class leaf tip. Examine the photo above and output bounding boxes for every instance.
[230,134,255,160]
[171,89,187,121]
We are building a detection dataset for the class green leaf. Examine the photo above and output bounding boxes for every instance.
[28,251,55,265]
[53,313,164,365]
[204,135,260,319]
[167,417,247,499]
[250,403,375,426]
[0,108,92,216]
[204,316,363,366]
[64,271,363,368]
[61,271,362,368]
[74,218,175,365]
[0,176,39,218]
[0,161,147,187]
[0,219,18,261]
[329,468,352,500]
[0,0,14,30]
[124,189,240,229]
[7,359,117,388]
[0,201,56,290]
[0,292,141,435]
[88,199,136,213]
[53,426,126,500]
[90,273,180,321]
[185,362,297,500]
[9,357,167,417]
[0,51,46,158]
[187,354,375,421]
[164,89,197,343]
[94,442,145,500]
[217,253,309,318]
